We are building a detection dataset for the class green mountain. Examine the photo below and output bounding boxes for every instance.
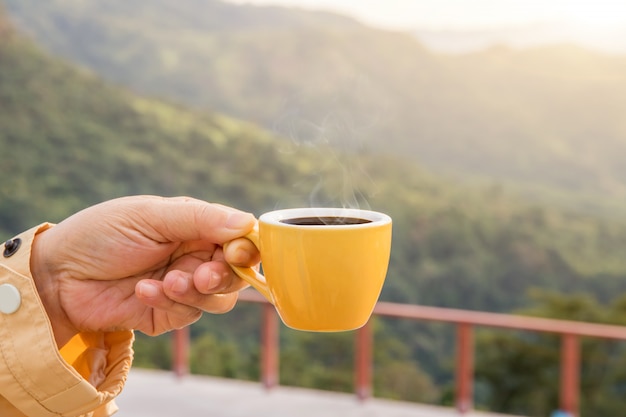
[4,7,626,413]
[3,4,626,313]
[0,6,338,230]
[5,0,626,206]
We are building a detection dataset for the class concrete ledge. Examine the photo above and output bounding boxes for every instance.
[116,368,520,417]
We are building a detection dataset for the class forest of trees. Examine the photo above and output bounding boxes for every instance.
[2,2,626,415]
[7,0,626,207]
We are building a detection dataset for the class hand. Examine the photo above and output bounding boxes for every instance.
[30,195,260,348]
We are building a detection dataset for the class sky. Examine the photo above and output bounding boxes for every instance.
[227,0,626,52]
[227,0,626,30]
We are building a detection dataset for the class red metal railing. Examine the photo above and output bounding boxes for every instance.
[173,289,626,417]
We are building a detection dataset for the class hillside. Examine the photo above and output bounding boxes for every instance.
[4,7,626,413]
[5,0,626,206]
[3,3,626,313]
[0,6,326,231]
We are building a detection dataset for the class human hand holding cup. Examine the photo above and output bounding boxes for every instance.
[225,208,392,331]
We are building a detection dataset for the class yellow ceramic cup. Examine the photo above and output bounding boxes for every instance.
[227,208,392,332]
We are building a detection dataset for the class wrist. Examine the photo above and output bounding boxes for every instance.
[31,228,78,348]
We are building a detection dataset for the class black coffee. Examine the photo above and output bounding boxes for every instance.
[280,216,372,226]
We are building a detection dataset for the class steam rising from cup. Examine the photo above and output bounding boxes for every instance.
[271,76,387,210]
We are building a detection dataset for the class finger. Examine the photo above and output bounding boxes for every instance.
[161,270,240,314]
[192,261,250,294]
[160,250,249,294]
[223,237,261,267]
[135,280,203,333]
[128,196,257,244]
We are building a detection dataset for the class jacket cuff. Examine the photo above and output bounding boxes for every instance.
[0,224,133,417]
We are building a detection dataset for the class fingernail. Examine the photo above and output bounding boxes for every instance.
[138,282,158,298]
[233,247,251,265]
[172,275,189,294]
[226,212,255,230]
[206,271,222,292]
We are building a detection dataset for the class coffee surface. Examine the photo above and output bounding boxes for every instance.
[280,216,372,226]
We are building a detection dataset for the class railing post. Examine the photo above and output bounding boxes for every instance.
[455,323,474,414]
[355,320,373,401]
[261,303,279,389]
[560,333,580,417]
[173,327,190,378]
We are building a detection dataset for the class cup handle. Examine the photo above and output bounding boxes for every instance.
[224,226,273,304]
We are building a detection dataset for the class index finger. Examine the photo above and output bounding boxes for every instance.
[124,196,257,244]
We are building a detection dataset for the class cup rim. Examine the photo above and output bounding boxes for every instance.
[259,207,391,228]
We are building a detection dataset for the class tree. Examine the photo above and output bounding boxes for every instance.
[475,290,626,416]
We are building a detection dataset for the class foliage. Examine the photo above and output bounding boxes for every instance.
[475,290,626,416]
[280,330,355,392]
[372,320,440,402]
[6,0,626,209]
[190,334,248,378]
[3,6,626,410]
[132,333,172,370]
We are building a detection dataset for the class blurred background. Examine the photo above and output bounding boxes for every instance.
[1,1,626,415]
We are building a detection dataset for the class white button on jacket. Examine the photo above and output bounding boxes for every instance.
[0,283,20,314]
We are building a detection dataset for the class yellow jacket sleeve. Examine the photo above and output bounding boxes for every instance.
[0,224,134,417]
